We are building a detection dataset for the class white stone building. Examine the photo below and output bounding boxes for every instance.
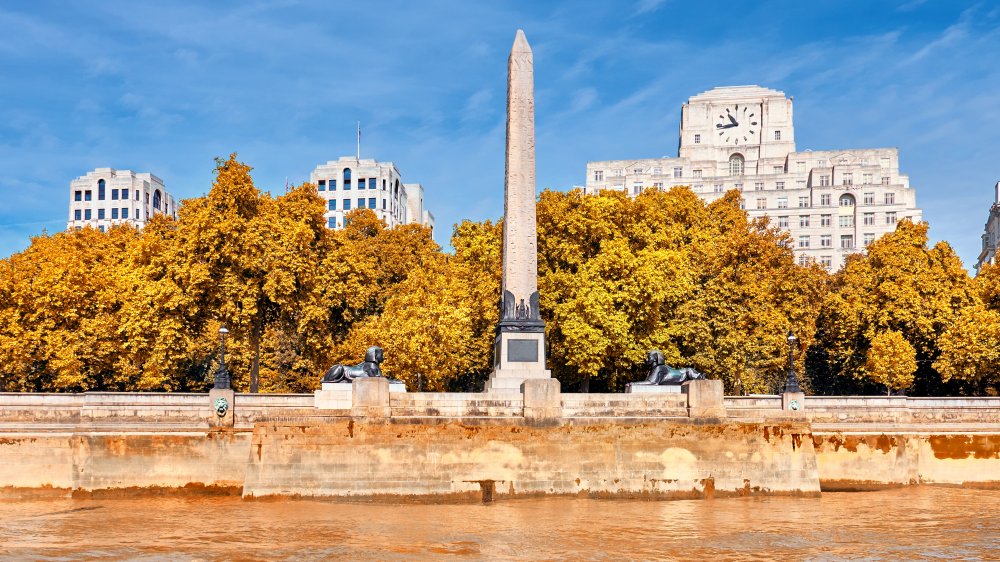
[67,168,178,232]
[309,156,435,233]
[584,86,923,270]
[975,181,1000,273]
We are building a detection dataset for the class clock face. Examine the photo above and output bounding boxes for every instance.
[715,104,759,145]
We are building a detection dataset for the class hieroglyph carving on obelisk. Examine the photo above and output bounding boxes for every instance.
[499,29,544,329]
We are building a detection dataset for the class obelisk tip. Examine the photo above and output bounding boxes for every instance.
[512,29,531,53]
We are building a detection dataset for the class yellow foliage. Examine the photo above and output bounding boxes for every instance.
[864,330,917,394]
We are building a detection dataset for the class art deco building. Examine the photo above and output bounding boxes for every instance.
[309,156,435,233]
[584,86,923,269]
[67,168,178,232]
[975,181,1000,273]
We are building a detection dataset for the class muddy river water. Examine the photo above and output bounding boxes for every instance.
[1,487,998,560]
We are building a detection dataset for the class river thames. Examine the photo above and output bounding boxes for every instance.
[0,487,997,560]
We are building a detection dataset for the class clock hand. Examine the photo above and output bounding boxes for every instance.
[716,123,737,129]
[728,114,738,126]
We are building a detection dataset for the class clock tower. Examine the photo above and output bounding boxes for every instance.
[679,86,795,177]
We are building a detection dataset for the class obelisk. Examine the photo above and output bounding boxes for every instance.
[485,30,551,392]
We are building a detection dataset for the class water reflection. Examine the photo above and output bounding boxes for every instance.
[0,487,997,560]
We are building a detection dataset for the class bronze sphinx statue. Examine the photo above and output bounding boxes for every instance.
[321,346,397,383]
[632,350,705,385]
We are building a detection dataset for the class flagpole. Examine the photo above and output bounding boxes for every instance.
[357,121,361,160]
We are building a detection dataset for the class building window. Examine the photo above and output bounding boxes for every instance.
[343,168,352,190]
[729,154,745,176]
[775,130,782,141]
[864,233,876,247]
[359,178,367,190]
[821,235,832,248]
[652,167,662,175]
[798,196,809,208]
[357,198,365,209]
[98,179,105,200]
[153,190,161,210]
[343,199,351,210]
[382,199,387,210]
[673,167,682,178]
[821,194,831,206]
[111,189,118,200]
[821,215,832,227]
[328,217,336,228]
[318,180,326,191]
[99,225,105,233]
[612,168,623,176]
[369,178,376,190]
[594,170,603,181]
[841,235,854,249]
[798,235,810,248]
[84,209,91,220]
[74,209,81,220]
[796,161,806,173]
[714,183,724,193]
[368,197,376,209]
[821,256,832,269]
[839,194,855,206]
[882,176,891,185]
[886,211,897,224]
[74,190,82,201]
[328,200,336,211]
[98,209,105,220]
[842,173,853,186]
[694,134,701,144]
[693,169,702,178]
[777,197,788,209]
[885,193,895,205]
[777,216,789,228]
[819,175,830,187]
[773,165,784,173]
[863,173,873,185]
[839,215,854,227]
[756,198,766,210]
[863,212,875,226]
[85,190,92,201]
[754,182,764,191]
[863,192,874,205]
[112,208,119,219]
[633,183,643,195]
[800,215,810,227]
[776,181,785,190]
[122,208,129,219]
[734,183,743,191]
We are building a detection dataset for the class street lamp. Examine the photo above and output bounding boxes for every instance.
[783,328,801,393]
[214,326,230,390]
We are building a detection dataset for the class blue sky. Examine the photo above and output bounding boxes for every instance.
[1,1,998,268]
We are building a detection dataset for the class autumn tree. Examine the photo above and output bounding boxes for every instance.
[864,330,917,395]
[807,220,975,395]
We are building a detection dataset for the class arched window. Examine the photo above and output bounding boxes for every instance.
[153,189,162,210]
[343,168,352,190]
[729,154,745,176]
[98,179,106,200]
[839,194,856,207]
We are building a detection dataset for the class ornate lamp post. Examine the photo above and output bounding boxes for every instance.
[214,326,230,390]
[783,328,801,394]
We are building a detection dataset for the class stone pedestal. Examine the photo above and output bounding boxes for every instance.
[626,383,683,394]
[683,379,725,418]
[315,379,405,410]
[208,388,235,428]
[351,378,396,418]
[782,391,806,415]
[523,378,561,420]
[484,331,551,393]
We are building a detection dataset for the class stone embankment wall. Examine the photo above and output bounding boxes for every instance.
[0,389,998,500]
